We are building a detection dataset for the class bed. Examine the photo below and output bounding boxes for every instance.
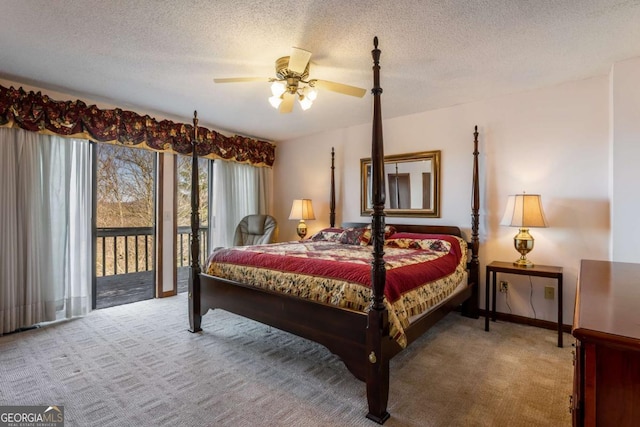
[187,37,480,424]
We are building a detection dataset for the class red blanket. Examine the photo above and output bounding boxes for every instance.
[205,236,468,347]
[206,236,462,303]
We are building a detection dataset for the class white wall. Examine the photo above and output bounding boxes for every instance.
[274,75,611,325]
[611,57,640,263]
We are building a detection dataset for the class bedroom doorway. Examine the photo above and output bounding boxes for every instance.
[388,173,411,209]
[93,143,157,309]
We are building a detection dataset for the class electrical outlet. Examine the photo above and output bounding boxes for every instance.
[544,286,555,300]
[500,281,509,293]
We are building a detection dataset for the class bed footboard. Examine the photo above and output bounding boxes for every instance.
[199,273,375,381]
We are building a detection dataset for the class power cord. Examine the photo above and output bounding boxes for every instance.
[505,289,512,313]
[529,276,537,319]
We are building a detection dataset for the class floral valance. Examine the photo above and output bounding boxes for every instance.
[0,85,275,167]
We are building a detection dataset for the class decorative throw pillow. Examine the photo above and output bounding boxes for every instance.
[358,225,398,245]
[310,227,345,242]
[384,232,451,253]
[339,227,368,245]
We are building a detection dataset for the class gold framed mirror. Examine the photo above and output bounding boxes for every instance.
[360,150,440,217]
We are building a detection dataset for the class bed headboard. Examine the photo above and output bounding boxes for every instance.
[341,222,463,238]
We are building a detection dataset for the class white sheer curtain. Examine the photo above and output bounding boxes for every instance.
[54,135,92,318]
[0,128,92,335]
[210,160,273,248]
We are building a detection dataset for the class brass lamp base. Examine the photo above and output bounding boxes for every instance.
[513,256,534,268]
[513,227,535,268]
[296,220,307,239]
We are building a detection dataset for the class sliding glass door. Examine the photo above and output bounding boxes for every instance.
[175,155,210,294]
[93,144,157,309]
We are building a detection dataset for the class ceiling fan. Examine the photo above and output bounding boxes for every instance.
[214,47,367,113]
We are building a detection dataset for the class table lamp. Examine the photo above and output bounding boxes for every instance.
[288,199,315,239]
[500,193,548,267]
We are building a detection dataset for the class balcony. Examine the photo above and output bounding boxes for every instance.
[96,226,208,308]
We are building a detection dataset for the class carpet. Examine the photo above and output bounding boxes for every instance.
[0,294,573,426]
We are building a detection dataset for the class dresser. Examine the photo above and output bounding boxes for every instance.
[571,260,640,426]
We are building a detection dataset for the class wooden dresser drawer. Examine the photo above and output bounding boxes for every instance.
[572,260,640,427]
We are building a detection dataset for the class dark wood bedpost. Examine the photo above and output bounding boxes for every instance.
[365,36,391,425]
[188,110,203,333]
[462,125,480,318]
[330,147,336,228]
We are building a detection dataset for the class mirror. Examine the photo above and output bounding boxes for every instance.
[361,150,440,217]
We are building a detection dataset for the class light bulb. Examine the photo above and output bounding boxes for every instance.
[299,96,313,111]
[268,95,283,109]
[270,81,286,97]
[306,87,318,101]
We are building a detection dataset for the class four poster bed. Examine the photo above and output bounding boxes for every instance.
[187,38,480,424]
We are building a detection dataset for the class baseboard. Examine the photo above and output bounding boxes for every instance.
[479,309,572,334]
[5,325,39,335]
[159,290,177,298]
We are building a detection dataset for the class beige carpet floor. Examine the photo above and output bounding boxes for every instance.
[0,294,573,426]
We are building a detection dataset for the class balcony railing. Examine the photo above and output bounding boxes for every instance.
[96,226,209,277]
[176,226,209,268]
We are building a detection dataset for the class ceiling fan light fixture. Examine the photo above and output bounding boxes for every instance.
[306,86,318,101]
[215,46,366,114]
[268,95,283,109]
[298,95,313,111]
[270,81,286,97]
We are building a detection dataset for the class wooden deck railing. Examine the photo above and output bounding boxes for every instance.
[177,226,209,268]
[96,226,208,277]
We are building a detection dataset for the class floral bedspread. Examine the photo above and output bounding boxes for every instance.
[205,236,467,348]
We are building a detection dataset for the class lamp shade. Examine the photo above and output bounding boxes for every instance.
[500,194,548,228]
[270,81,286,97]
[306,86,318,101]
[298,96,313,110]
[268,95,283,109]
[288,199,315,220]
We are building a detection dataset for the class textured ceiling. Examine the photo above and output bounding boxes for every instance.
[2,0,640,142]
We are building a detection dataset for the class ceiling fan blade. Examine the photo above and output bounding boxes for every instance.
[314,80,367,98]
[279,93,295,113]
[288,47,312,74]
[213,77,270,83]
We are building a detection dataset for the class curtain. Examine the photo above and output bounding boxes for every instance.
[0,128,92,335]
[1,84,276,167]
[55,136,92,318]
[210,160,273,249]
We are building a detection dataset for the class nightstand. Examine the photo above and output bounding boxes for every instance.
[485,261,564,347]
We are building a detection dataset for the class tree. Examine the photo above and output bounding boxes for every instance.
[95,144,155,275]
[176,155,209,227]
[176,155,210,267]
[96,144,155,228]
[95,145,210,276]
